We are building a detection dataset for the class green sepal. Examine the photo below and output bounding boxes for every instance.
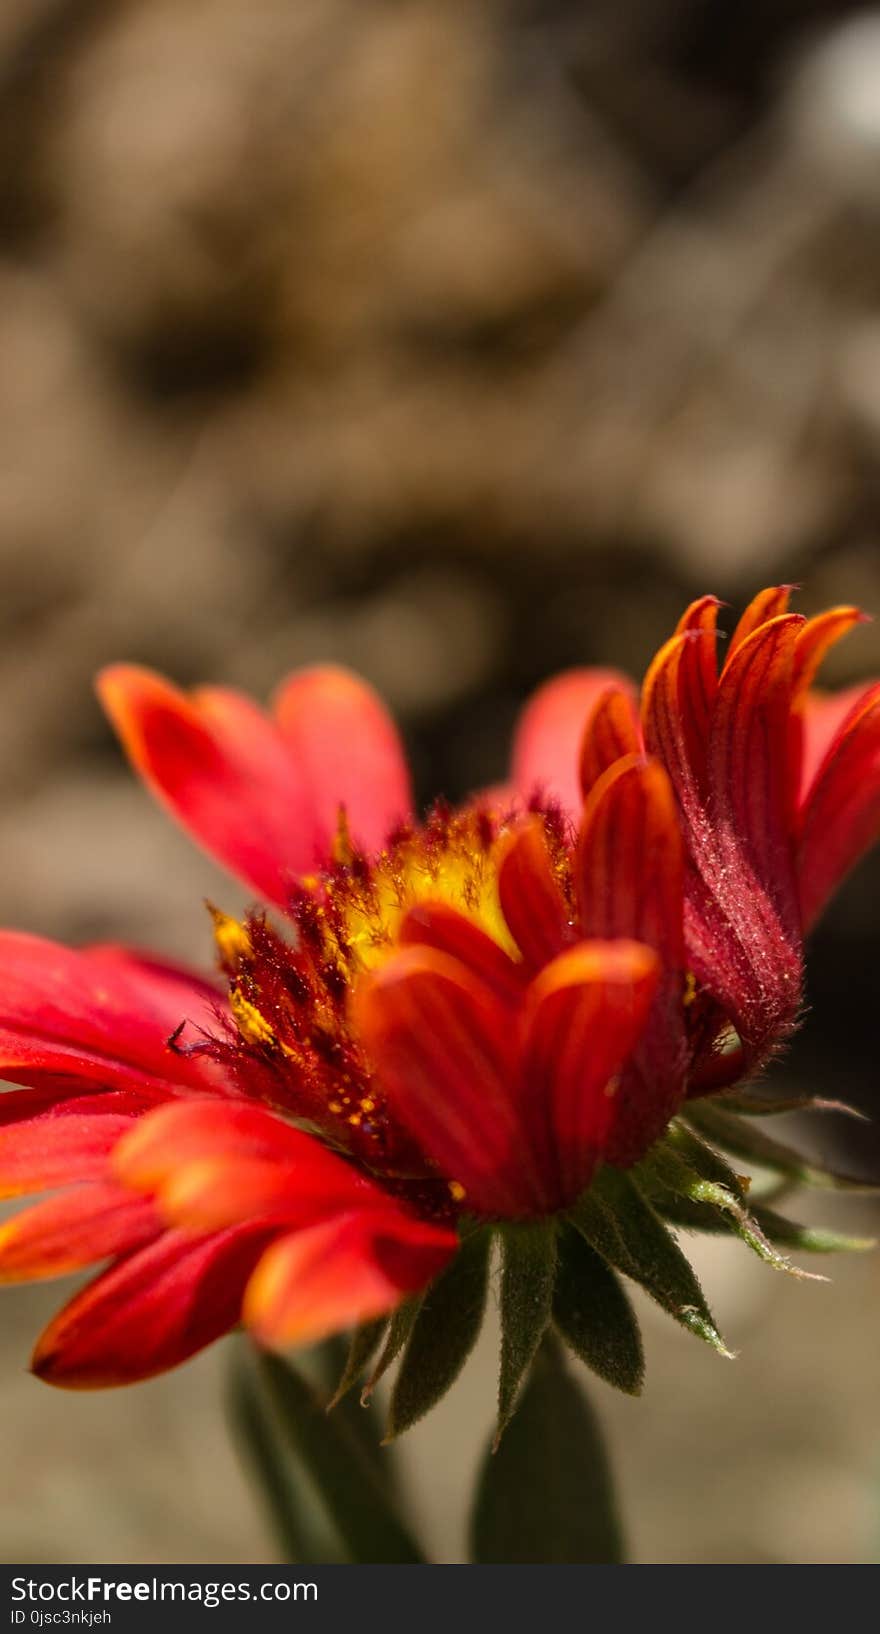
[361,1298,421,1402]
[642,1124,827,1280]
[572,1167,732,1356]
[386,1228,491,1440]
[250,1347,426,1563]
[715,1090,866,1121]
[685,1102,879,1192]
[553,1222,644,1396]
[750,1207,875,1255]
[647,1190,875,1255]
[496,1220,556,1446]
[470,1335,624,1564]
[327,1319,387,1408]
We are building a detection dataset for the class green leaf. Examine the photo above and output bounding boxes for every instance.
[228,1344,343,1563]
[640,1126,826,1281]
[553,1223,644,1396]
[686,1102,879,1192]
[470,1336,624,1563]
[253,1347,426,1562]
[386,1228,491,1439]
[327,1319,387,1408]
[496,1221,556,1446]
[573,1168,732,1356]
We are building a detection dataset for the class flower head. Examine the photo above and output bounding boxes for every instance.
[0,590,877,1420]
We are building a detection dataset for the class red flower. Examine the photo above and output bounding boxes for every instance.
[0,591,876,1391]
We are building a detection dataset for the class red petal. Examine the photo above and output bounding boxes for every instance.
[114,1099,391,1226]
[155,1155,366,1231]
[709,614,804,924]
[0,931,226,1097]
[98,666,319,907]
[511,668,633,821]
[788,609,868,806]
[244,1211,456,1349]
[273,665,413,860]
[798,681,880,930]
[679,617,806,1063]
[496,819,571,970]
[32,1226,273,1389]
[0,1183,158,1283]
[353,945,548,1216]
[799,683,877,803]
[725,585,794,665]
[520,942,659,1202]
[398,901,525,1008]
[113,1099,372,1199]
[0,1086,166,1198]
[674,595,722,767]
[642,631,705,820]
[576,756,684,964]
[579,683,642,795]
[575,756,687,1161]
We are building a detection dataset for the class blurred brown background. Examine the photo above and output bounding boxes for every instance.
[1,0,880,1565]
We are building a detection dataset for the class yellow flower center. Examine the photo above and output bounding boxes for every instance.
[322,805,518,974]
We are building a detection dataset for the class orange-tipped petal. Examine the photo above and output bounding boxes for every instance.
[0,1183,158,1284]
[798,681,880,931]
[353,945,547,1216]
[511,668,633,821]
[98,665,320,907]
[579,682,642,796]
[273,665,413,861]
[792,607,867,698]
[32,1225,274,1389]
[0,931,223,1098]
[521,941,659,1202]
[244,1211,455,1350]
[642,601,721,800]
[725,585,794,666]
[0,1086,166,1199]
[496,818,571,970]
[398,900,525,1008]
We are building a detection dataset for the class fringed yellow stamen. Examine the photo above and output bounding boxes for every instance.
[326,808,521,975]
[332,806,355,867]
[210,905,252,969]
[230,989,277,1049]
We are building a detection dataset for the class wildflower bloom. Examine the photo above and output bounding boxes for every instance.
[0,589,876,1411]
